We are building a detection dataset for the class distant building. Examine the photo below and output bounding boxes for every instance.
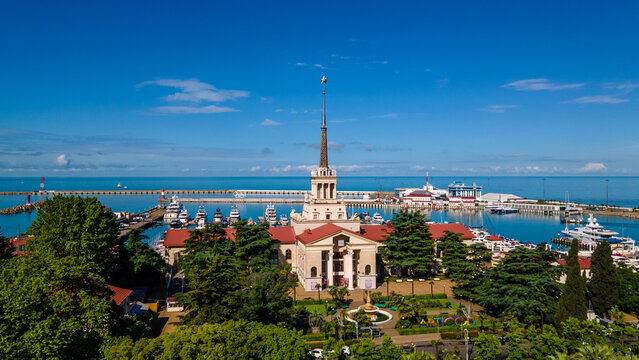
[448,182,481,207]
[557,258,592,283]
[402,190,433,205]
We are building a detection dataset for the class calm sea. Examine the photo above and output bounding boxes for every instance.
[2,176,639,246]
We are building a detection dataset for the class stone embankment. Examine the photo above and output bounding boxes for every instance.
[0,202,43,215]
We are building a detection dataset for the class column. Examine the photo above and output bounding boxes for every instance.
[344,249,354,290]
[327,251,334,286]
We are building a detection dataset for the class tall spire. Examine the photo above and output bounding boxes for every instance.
[320,76,328,168]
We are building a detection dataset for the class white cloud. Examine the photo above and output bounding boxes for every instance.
[603,82,639,90]
[250,166,261,172]
[274,108,283,112]
[411,165,425,171]
[335,164,376,172]
[296,165,317,172]
[261,119,282,126]
[55,154,69,166]
[503,78,585,91]
[181,168,190,172]
[437,78,450,87]
[480,105,519,113]
[313,64,325,69]
[566,95,629,104]
[295,62,325,69]
[153,105,239,114]
[295,62,307,66]
[138,78,249,103]
[365,145,376,152]
[372,113,398,119]
[577,162,607,172]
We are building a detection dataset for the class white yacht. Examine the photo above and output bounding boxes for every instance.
[279,214,289,226]
[178,209,191,224]
[562,214,635,252]
[196,217,206,229]
[490,206,518,214]
[195,206,207,222]
[371,212,384,225]
[229,206,240,224]
[213,208,224,224]
[264,204,277,226]
[117,182,122,188]
[164,196,183,222]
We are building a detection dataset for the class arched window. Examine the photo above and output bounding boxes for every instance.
[365,265,371,275]
[285,249,292,260]
[311,266,317,277]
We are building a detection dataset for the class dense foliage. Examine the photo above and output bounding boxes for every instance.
[590,240,619,317]
[616,263,639,314]
[0,230,12,259]
[104,320,309,360]
[474,332,501,360]
[476,245,562,321]
[0,196,161,359]
[438,231,490,298]
[380,209,434,276]
[554,238,587,325]
[180,223,297,326]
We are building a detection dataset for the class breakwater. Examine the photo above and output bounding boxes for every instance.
[0,202,43,215]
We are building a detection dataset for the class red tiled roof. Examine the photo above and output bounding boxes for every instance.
[163,226,296,248]
[428,223,474,240]
[486,235,504,241]
[9,235,33,255]
[108,285,133,306]
[558,258,591,269]
[359,225,393,241]
[296,223,348,244]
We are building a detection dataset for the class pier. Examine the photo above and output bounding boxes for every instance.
[0,201,43,215]
[0,189,379,196]
[118,206,166,239]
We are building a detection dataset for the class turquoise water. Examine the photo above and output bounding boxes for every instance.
[2,176,639,245]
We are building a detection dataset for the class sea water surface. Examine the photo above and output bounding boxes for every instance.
[2,176,639,245]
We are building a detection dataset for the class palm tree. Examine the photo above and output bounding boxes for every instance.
[315,282,322,303]
[309,308,324,333]
[572,344,617,360]
[430,339,443,358]
[548,352,570,360]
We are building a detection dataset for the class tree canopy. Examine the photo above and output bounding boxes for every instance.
[438,231,489,298]
[554,238,587,325]
[476,245,562,321]
[380,209,434,276]
[104,320,310,360]
[590,240,619,317]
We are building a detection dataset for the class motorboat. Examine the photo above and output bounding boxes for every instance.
[169,219,182,228]
[229,206,240,224]
[490,206,518,214]
[195,206,207,222]
[371,212,384,225]
[117,182,122,188]
[213,208,224,224]
[279,214,289,226]
[164,196,183,222]
[264,204,277,226]
[561,214,635,253]
[178,209,191,224]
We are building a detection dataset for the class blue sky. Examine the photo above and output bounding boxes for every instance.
[1,1,638,177]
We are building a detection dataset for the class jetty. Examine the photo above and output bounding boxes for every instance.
[118,206,166,239]
[0,201,43,215]
[0,189,379,197]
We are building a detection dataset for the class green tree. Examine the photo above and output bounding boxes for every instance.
[555,238,588,325]
[0,256,117,360]
[27,195,121,279]
[474,332,501,360]
[0,230,12,259]
[184,223,234,259]
[352,336,381,360]
[561,317,584,354]
[328,285,349,306]
[590,240,619,317]
[233,220,275,272]
[505,319,526,360]
[181,253,243,324]
[381,209,434,276]
[323,337,348,360]
[238,265,296,324]
[125,229,165,286]
[104,320,310,360]
[438,231,488,298]
[476,245,562,321]
[616,263,639,314]
[380,335,404,360]
[572,344,617,360]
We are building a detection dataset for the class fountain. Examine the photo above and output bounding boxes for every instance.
[345,291,393,326]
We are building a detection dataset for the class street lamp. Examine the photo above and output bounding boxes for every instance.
[464,329,470,360]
